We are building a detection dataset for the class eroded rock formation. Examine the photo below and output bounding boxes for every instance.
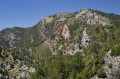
[81,28,90,48]
[76,9,110,26]
[54,21,70,39]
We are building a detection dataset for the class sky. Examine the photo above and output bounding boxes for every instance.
[0,0,120,30]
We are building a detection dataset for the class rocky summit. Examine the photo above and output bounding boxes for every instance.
[0,8,120,79]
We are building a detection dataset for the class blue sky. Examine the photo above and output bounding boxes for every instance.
[0,0,120,30]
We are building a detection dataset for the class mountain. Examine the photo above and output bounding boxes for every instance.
[0,8,120,79]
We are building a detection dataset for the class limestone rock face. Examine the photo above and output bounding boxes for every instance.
[103,50,120,79]
[0,51,36,79]
[54,21,70,39]
[62,25,70,39]
[54,21,64,35]
[76,9,110,26]
[81,28,90,48]
[55,12,70,21]
[19,71,30,79]
[28,67,36,72]
[0,74,3,78]
[3,32,19,47]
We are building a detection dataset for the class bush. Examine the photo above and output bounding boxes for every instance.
[97,69,107,78]
[10,64,14,69]
[3,70,9,75]
[0,47,2,53]
[111,44,120,56]
[0,68,4,74]
[108,63,112,68]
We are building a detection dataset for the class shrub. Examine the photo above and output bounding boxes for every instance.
[0,68,4,74]
[111,44,120,56]
[108,63,112,68]
[10,64,14,69]
[97,69,107,78]
[3,70,9,75]
[0,47,2,53]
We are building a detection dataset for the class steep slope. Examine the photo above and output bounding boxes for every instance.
[0,8,120,79]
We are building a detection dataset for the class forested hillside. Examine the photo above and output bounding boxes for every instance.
[0,9,120,79]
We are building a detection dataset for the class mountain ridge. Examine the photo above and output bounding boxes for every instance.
[0,8,120,79]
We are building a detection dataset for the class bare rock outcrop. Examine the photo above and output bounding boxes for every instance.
[3,32,19,47]
[81,28,90,48]
[54,21,70,39]
[55,12,70,21]
[103,50,120,79]
[0,51,36,79]
[76,9,110,26]
[62,24,70,39]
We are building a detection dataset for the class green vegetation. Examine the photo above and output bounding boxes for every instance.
[0,68,9,76]
[0,9,120,79]
[0,47,2,53]
[31,53,84,79]
[97,69,107,78]
[108,63,112,68]
[111,44,120,56]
